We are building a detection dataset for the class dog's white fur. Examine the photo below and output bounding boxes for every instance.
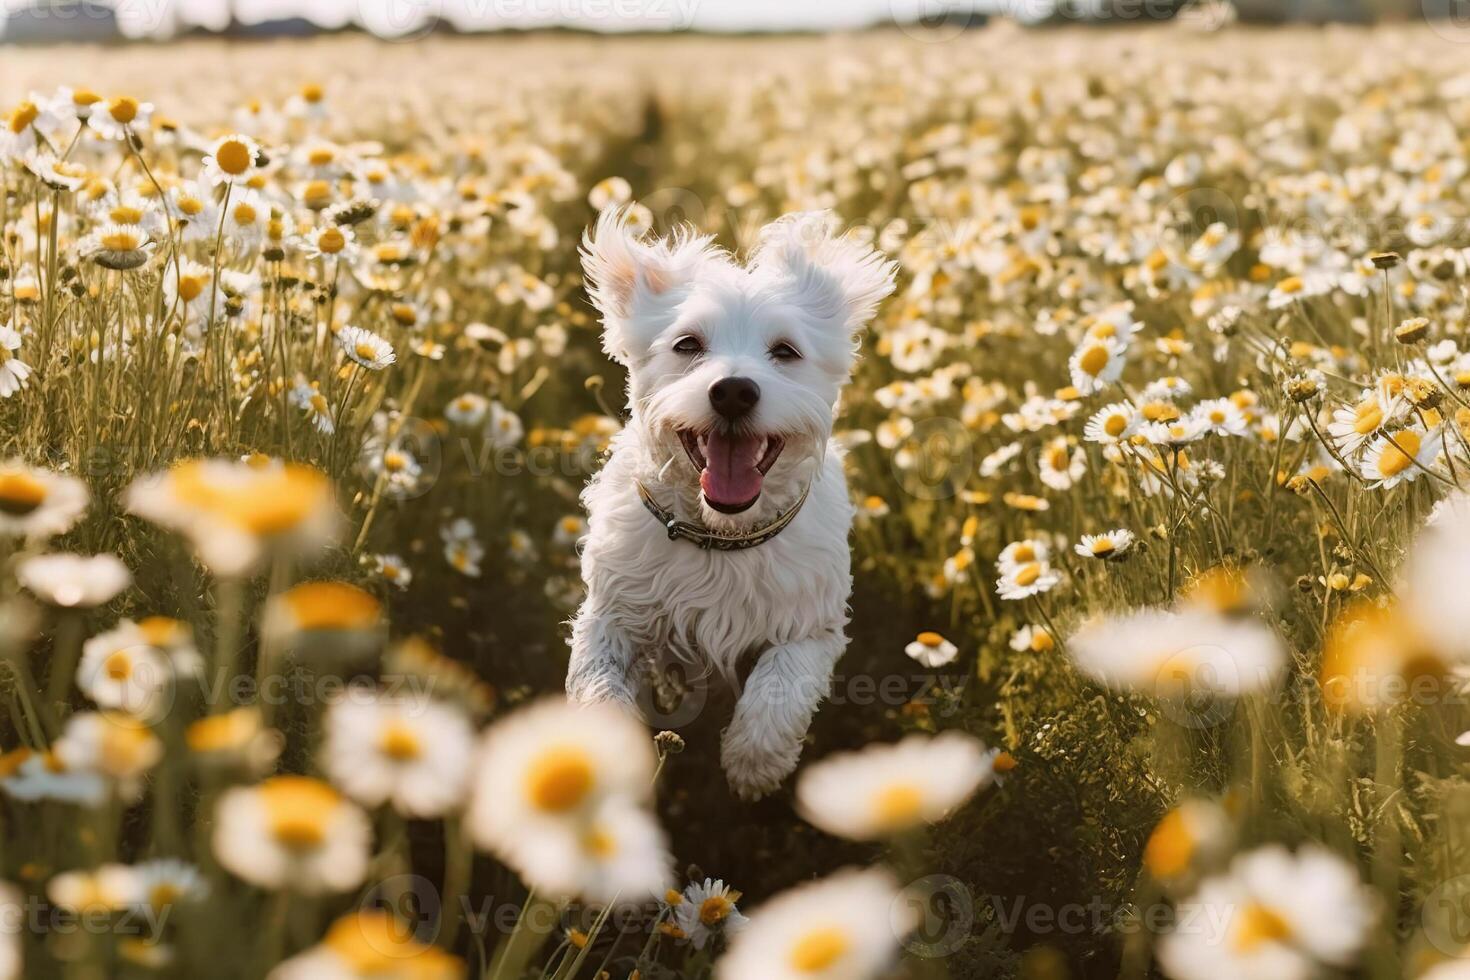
[566,208,896,799]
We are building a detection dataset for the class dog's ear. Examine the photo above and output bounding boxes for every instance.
[581,207,713,364]
[752,211,897,330]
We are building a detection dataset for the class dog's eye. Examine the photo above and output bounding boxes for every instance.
[672,335,704,356]
[769,341,802,362]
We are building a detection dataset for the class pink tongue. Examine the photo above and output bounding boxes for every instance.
[700,431,764,506]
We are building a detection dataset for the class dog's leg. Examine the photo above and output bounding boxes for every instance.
[721,628,844,801]
[566,603,640,709]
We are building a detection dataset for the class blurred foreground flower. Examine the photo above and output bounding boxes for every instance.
[214,775,370,895]
[1158,845,1374,980]
[795,732,992,840]
[716,868,912,980]
[125,458,339,576]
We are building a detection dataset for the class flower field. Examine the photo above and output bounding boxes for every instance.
[6,21,1470,979]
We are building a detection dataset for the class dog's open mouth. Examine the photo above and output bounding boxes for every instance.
[678,429,785,514]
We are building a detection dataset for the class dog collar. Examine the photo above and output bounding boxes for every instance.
[635,479,811,551]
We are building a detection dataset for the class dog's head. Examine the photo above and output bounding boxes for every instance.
[582,209,896,522]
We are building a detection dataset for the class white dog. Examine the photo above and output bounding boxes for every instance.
[565,208,896,800]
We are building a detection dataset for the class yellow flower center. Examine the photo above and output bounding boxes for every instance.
[1077,344,1110,377]
[1233,902,1292,952]
[1376,431,1421,478]
[355,342,380,362]
[789,927,850,973]
[8,101,39,135]
[278,582,380,632]
[1143,808,1195,879]
[915,631,944,648]
[525,746,595,814]
[1090,537,1115,555]
[1014,562,1042,587]
[1030,630,1054,653]
[378,721,422,762]
[110,205,144,224]
[260,776,338,851]
[108,97,139,124]
[317,228,346,254]
[1276,275,1304,295]
[101,231,141,252]
[138,616,183,646]
[215,139,253,176]
[232,202,257,225]
[103,651,133,682]
[874,782,925,830]
[1104,414,1128,437]
[699,895,733,926]
[177,196,204,217]
[177,275,206,302]
[0,472,48,516]
[1353,399,1383,435]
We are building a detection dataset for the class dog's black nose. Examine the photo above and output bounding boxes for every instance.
[709,377,760,420]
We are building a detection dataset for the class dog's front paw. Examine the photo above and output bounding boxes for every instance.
[565,665,639,714]
[721,724,801,801]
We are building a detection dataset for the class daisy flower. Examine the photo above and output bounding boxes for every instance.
[467,697,655,863]
[201,134,261,185]
[221,190,269,248]
[1190,397,1249,437]
[446,393,489,427]
[185,708,282,776]
[1074,528,1135,560]
[125,458,339,577]
[904,631,959,667]
[288,378,335,434]
[1327,392,1396,455]
[672,878,749,950]
[795,732,992,840]
[1038,437,1085,490]
[83,224,153,271]
[1,747,106,806]
[76,618,202,720]
[300,223,358,261]
[53,711,162,801]
[162,258,214,321]
[369,553,412,590]
[90,96,152,140]
[512,793,672,903]
[996,560,1063,600]
[1361,426,1442,488]
[213,776,371,895]
[997,538,1051,575]
[1143,798,1233,885]
[1069,606,1285,700]
[269,911,462,980]
[442,518,484,577]
[18,553,130,608]
[716,868,913,980]
[1084,402,1139,444]
[320,695,474,818]
[553,514,589,549]
[1068,336,1127,395]
[336,325,396,371]
[0,462,88,538]
[1010,624,1055,653]
[487,401,525,448]
[168,181,219,239]
[1158,845,1374,980]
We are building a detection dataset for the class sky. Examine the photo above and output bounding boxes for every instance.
[0,0,1003,39]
